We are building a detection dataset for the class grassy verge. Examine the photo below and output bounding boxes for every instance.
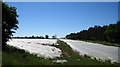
[2,42,119,66]
[78,40,120,47]
[53,40,117,65]
[2,45,56,66]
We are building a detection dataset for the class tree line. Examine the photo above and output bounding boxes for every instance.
[66,21,120,43]
[12,35,49,39]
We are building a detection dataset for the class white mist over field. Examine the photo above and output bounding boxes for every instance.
[61,39,119,63]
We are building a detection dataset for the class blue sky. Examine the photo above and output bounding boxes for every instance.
[7,2,118,38]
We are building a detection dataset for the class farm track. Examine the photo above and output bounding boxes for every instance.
[61,49,71,58]
[70,49,83,58]
[57,39,83,60]
[55,40,117,65]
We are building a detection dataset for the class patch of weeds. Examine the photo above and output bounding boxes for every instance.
[84,54,91,58]
[74,50,80,54]
[59,54,65,59]
[105,60,111,63]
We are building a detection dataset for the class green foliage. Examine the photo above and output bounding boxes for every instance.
[66,25,108,41]
[66,21,120,45]
[2,3,19,49]
[45,35,49,39]
[54,40,113,65]
[105,24,117,42]
[3,43,117,65]
[105,21,120,43]
[2,45,54,65]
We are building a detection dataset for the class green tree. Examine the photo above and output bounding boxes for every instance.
[2,3,19,49]
[116,21,120,43]
[45,35,49,39]
[105,24,117,43]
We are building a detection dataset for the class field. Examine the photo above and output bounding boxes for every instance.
[61,39,119,63]
[7,39,61,58]
[3,39,120,66]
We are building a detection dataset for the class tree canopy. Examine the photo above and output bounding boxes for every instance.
[66,21,120,44]
[45,35,49,39]
[105,21,120,43]
[2,3,19,49]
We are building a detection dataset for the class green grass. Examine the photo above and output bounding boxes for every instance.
[53,40,117,65]
[2,45,56,66]
[78,40,120,47]
[2,42,120,66]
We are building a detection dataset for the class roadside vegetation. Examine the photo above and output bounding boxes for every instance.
[53,40,118,65]
[3,40,120,66]
[2,44,115,66]
[2,45,55,66]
